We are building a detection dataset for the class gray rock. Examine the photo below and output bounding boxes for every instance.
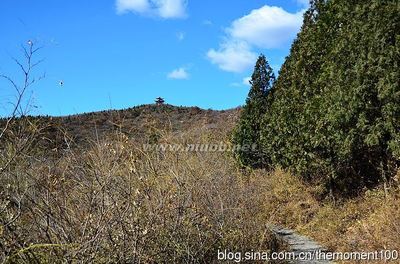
[268,224,333,264]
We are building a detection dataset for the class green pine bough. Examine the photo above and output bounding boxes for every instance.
[233,0,399,197]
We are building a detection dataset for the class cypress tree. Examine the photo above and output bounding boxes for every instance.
[232,54,275,168]
[259,0,399,196]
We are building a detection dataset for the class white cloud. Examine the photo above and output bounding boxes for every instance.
[157,0,187,18]
[207,5,304,73]
[242,76,251,86]
[167,67,189,79]
[207,41,257,73]
[116,0,150,13]
[230,76,251,87]
[229,6,304,49]
[116,0,187,19]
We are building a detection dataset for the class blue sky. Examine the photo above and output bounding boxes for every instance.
[0,0,308,116]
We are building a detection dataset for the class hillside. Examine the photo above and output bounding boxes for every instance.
[1,103,399,263]
[2,104,284,263]
[1,104,240,152]
[51,104,240,143]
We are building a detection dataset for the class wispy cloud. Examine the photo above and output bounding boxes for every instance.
[176,31,185,41]
[230,76,251,88]
[167,67,189,79]
[207,5,304,73]
[242,76,251,86]
[296,0,310,8]
[230,82,241,87]
[116,0,150,13]
[202,20,213,26]
[116,0,188,19]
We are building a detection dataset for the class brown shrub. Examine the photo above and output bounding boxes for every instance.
[1,120,276,263]
[259,168,400,264]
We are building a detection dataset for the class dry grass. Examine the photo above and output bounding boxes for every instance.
[1,106,398,263]
[0,110,279,263]
[259,168,400,263]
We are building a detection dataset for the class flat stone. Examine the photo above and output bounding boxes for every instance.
[268,224,332,264]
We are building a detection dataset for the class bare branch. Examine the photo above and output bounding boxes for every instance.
[0,74,21,96]
[0,40,44,153]
[11,57,27,75]
[31,59,44,69]
[32,46,43,55]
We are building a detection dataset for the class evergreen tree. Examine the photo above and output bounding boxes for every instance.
[258,0,399,196]
[232,0,399,196]
[232,55,275,168]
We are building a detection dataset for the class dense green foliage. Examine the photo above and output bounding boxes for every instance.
[235,0,399,195]
[232,55,275,168]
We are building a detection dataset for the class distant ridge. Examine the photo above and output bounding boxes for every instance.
[1,104,240,150]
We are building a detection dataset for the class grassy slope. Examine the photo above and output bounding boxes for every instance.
[1,104,399,263]
[1,105,281,263]
[42,104,400,257]
[258,168,400,263]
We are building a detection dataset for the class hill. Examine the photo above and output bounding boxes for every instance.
[1,104,240,152]
[2,104,286,263]
[1,103,399,263]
